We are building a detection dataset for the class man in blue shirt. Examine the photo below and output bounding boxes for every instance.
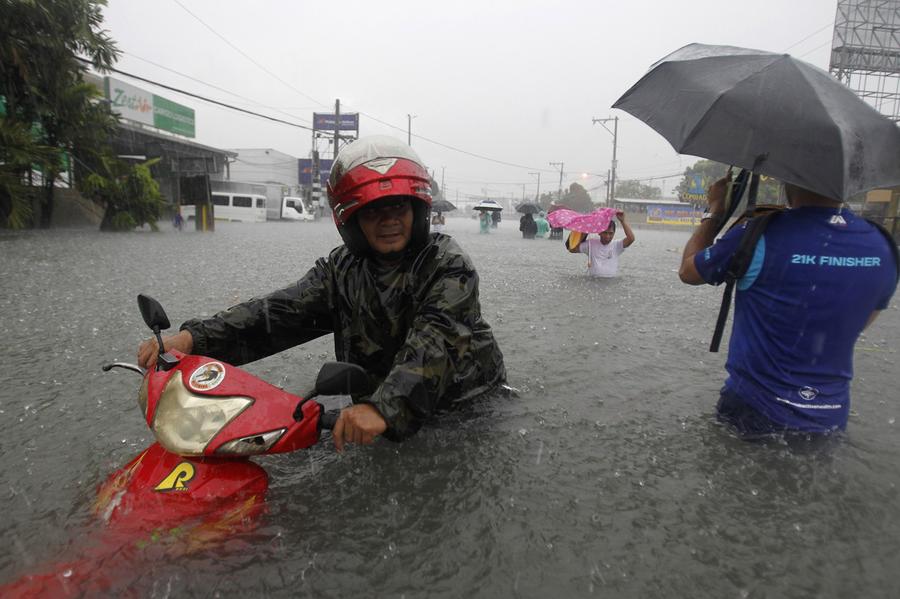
[679,175,897,436]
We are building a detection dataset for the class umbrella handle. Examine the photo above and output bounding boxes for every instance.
[714,168,750,236]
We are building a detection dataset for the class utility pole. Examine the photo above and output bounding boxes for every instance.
[441,166,445,199]
[549,162,564,200]
[528,171,541,202]
[521,184,526,202]
[606,169,611,204]
[592,116,618,206]
[334,99,341,160]
[407,114,417,146]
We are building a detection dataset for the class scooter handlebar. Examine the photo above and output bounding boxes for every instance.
[319,409,340,431]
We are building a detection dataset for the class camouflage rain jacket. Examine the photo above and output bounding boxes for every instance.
[180,233,506,441]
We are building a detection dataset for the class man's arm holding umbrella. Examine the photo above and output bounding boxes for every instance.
[679,175,730,285]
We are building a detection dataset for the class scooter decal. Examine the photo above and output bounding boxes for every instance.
[154,462,196,492]
[93,449,149,517]
[188,361,226,391]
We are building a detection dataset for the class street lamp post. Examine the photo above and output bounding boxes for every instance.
[549,162,564,200]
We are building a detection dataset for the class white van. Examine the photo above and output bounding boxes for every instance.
[182,193,268,223]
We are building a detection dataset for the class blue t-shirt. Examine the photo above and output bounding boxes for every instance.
[695,207,897,432]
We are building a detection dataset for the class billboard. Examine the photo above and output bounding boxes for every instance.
[313,113,359,131]
[681,174,707,203]
[646,203,702,225]
[298,158,334,186]
[105,77,196,138]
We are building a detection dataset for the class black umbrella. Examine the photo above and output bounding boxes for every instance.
[515,202,541,214]
[613,43,900,201]
[432,198,457,212]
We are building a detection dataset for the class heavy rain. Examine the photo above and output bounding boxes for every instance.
[1,1,899,597]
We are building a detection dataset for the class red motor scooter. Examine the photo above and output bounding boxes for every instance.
[2,294,364,597]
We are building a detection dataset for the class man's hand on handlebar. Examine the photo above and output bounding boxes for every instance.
[137,330,194,370]
[332,403,387,452]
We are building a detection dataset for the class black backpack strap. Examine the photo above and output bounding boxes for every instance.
[709,210,779,352]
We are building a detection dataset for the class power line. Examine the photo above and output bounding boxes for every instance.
[352,108,563,174]
[123,51,312,125]
[166,1,576,176]
[79,58,314,131]
[782,21,834,53]
[798,39,834,59]
[110,5,681,187]
[616,171,684,181]
[171,0,327,109]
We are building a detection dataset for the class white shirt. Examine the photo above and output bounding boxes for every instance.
[579,238,625,277]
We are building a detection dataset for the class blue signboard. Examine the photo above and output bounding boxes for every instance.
[298,158,334,186]
[646,203,702,225]
[313,113,359,131]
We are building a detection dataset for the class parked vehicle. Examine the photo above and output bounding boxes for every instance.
[278,196,314,221]
[181,192,268,223]
[1,295,365,596]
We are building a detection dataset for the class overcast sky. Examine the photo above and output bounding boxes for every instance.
[101,0,837,201]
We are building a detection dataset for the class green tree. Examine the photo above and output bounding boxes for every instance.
[0,0,119,228]
[561,182,594,213]
[537,191,556,211]
[616,179,661,199]
[82,157,165,231]
[0,119,59,228]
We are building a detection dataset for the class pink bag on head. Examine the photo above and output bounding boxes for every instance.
[547,207,616,233]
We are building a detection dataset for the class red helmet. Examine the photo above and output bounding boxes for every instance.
[326,136,433,255]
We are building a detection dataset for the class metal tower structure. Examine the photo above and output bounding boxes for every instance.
[829,0,900,122]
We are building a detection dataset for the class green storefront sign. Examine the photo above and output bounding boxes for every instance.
[105,77,195,138]
[153,94,195,137]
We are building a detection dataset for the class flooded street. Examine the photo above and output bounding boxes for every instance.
[1,219,898,598]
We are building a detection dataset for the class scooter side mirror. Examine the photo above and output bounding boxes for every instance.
[137,294,171,331]
[314,362,370,396]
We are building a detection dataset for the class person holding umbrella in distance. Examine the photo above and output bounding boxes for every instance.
[615,43,900,438]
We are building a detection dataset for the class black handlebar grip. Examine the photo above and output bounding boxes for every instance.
[319,409,340,431]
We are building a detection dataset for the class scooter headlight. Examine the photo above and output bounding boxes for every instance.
[153,374,253,455]
[216,428,287,456]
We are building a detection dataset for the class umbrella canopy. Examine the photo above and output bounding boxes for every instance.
[612,43,900,201]
[515,202,541,214]
[547,207,617,233]
[431,198,457,212]
[473,199,503,212]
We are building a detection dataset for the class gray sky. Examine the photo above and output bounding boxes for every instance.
[102,0,837,201]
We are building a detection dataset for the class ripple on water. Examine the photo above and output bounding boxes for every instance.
[1,223,898,597]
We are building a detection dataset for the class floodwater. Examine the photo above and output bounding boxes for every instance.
[0,217,898,598]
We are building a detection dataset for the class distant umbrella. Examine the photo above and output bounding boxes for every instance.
[547,203,568,213]
[473,199,503,212]
[432,198,457,212]
[515,202,541,214]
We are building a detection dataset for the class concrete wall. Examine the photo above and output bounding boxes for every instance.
[49,188,104,228]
